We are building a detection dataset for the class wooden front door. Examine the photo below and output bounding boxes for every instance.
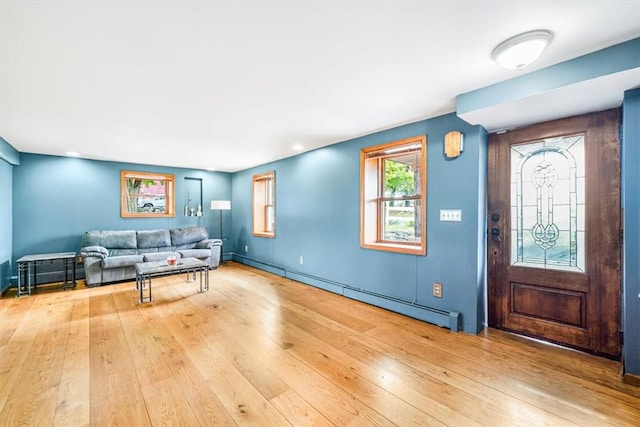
[487,109,621,357]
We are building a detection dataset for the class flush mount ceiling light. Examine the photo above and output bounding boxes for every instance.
[492,30,553,70]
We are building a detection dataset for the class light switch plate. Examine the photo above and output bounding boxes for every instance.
[440,209,462,222]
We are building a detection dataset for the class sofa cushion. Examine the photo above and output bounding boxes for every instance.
[81,231,102,248]
[143,251,181,262]
[101,255,144,269]
[170,227,208,246]
[109,249,140,256]
[84,230,137,249]
[177,249,211,259]
[137,229,171,249]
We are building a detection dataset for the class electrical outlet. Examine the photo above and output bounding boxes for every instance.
[433,282,443,298]
[244,245,249,253]
[299,256,304,265]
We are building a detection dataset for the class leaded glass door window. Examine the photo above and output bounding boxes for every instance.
[510,135,585,272]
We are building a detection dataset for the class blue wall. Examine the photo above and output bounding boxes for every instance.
[623,89,640,377]
[12,154,233,277]
[0,137,17,293]
[231,113,488,334]
[0,159,13,293]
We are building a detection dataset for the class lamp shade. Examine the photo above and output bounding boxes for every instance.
[210,200,231,210]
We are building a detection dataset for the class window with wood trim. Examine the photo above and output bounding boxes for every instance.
[121,170,175,218]
[360,135,427,255]
[253,171,275,238]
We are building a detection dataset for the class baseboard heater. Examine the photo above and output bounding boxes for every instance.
[232,254,461,332]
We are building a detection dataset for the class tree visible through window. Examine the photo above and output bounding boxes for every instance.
[120,170,175,218]
[361,135,427,255]
[253,171,275,238]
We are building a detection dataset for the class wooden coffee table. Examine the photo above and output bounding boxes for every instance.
[135,257,209,303]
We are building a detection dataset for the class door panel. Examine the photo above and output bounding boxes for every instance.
[488,109,621,357]
[510,283,585,327]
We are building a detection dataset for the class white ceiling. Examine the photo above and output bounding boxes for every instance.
[1,1,639,172]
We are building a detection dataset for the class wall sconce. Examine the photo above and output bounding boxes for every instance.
[444,131,464,159]
[492,30,553,70]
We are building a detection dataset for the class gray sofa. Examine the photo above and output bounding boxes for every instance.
[80,226,222,287]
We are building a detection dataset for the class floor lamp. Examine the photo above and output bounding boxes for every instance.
[210,200,231,264]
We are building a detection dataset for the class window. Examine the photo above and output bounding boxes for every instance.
[121,170,175,218]
[360,135,427,255]
[253,171,275,237]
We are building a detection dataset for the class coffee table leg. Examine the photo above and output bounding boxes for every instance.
[185,269,196,283]
[138,274,153,303]
[196,267,208,293]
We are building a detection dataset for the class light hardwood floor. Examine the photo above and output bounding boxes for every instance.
[1,263,638,426]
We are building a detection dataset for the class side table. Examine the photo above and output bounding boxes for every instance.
[16,252,77,297]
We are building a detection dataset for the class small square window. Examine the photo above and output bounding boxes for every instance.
[121,170,175,218]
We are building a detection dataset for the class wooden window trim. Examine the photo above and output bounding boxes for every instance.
[253,171,275,238]
[360,135,427,255]
[120,170,175,218]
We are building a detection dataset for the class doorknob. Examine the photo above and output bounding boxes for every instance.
[491,227,501,242]
[491,213,500,222]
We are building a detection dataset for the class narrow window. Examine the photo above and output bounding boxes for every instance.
[360,135,427,255]
[253,171,275,238]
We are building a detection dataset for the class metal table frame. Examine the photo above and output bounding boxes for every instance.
[16,252,77,297]
[135,257,209,303]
